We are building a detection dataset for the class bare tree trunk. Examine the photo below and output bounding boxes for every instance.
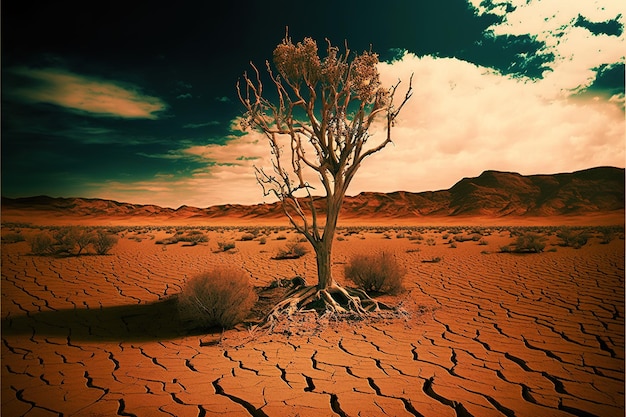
[315,237,333,290]
[314,194,342,290]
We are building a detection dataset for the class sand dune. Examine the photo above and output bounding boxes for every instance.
[2,225,624,416]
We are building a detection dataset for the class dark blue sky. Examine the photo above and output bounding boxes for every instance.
[2,1,623,207]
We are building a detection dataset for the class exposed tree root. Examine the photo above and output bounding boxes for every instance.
[255,279,396,332]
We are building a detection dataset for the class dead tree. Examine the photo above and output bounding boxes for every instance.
[237,34,412,324]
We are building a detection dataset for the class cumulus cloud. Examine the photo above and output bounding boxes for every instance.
[104,129,272,206]
[91,145,268,208]
[86,2,625,208]
[469,0,625,96]
[346,52,624,194]
[102,50,623,208]
[7,67,167,119]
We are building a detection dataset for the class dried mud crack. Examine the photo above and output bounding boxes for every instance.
[2,227,624,416]
[212,377,269,417]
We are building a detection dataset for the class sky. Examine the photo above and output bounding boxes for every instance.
[2,0,624,208]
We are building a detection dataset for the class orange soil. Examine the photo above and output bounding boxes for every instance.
[2,225,624,416]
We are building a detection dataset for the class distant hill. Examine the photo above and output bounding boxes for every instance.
[341,166,625,218]
[2,167,624,225]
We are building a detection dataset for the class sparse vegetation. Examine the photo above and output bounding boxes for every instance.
[454,233,482,243]
[27,226,119,256]
[92,230,119,255]
[28,232,55,255]
[557,228,589,249]
[2,232,26,243]
[274,241,309,260]
[508,232,547,253]
[156,230,208,246]
[177,268,257,330]
[345,252,405,295]
[217,241,236,252]
[598,226,622,244]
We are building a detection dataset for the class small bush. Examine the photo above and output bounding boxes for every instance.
[513,233,546,253]
[52,227,80,254]
[92,231,118,255]
[179,230,209,245]
[345,252,405,295]
[217,241,236,251]
[155,237,179,245]
[158,230,208,246]
[28,232,55,255]
[557,229,589,249]
[274,242,309,259]
[599,227,616,244]
[177,268,257,330]
[74,228,94,255]
[2,232,25,243]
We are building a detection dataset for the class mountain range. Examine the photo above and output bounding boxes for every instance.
[2,167,624,225]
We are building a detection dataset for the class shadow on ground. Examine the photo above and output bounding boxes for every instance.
[1,297,223,342]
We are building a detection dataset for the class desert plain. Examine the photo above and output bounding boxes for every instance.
[1,217,624,417]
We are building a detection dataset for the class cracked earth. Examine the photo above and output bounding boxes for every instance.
[2,227,624,416]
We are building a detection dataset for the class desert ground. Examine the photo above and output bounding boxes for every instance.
[2,221,624,416]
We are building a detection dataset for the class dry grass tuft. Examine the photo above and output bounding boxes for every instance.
[177,268,257,330]
[274,241,309,259]
[344,252,405,295]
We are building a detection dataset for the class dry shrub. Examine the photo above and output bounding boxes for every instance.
[2,232,25,243]
[28,232,55,255]
[557,228,589,249]
[514,233,547,253]
[92,230,118,255]
[274,241,309,259]
[344,252,405,295]
[177,268,257,330]
[217,241,236,252]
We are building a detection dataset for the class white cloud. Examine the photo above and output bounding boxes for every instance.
[9,67,167,119]
[470,0,625,95]
[345,52,624,195]
[92,42,624,208]
[92,130,273,207]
